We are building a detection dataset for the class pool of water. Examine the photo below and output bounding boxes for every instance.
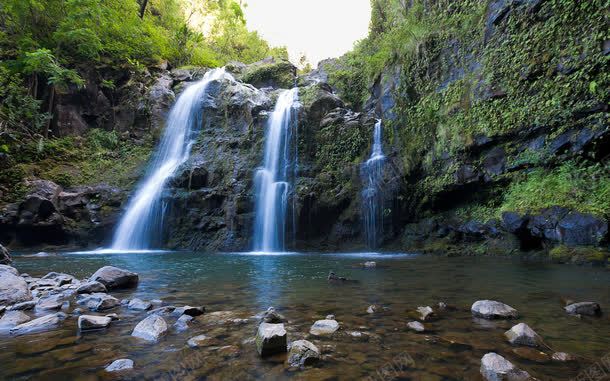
[2,251,609,380]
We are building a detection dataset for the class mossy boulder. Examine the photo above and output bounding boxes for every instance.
[238,58,296,89]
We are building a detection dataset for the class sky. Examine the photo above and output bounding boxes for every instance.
[243,0,371,67]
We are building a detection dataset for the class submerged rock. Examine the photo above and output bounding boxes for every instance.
[187,334,210,348]
[288,340,320,367]
[105,359,134,372]
[89,266,138,290]
[76,281,107,294]
[512,347,550,363]
[407,321,425,332]
[0,311,31,330]
[10,312,66,335]
[564,302,601,316]
[504,323,542,347]
[128,298,152,311]
[173,314,194,332]
[480,352,531,381]
[0,270,32,306]
[255,322,287,357]
[472,300,518,319]
[78,315,112,330]
[310,319,339,336]
[132,314,168,342]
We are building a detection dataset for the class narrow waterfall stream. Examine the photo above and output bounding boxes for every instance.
[110,68,230,250]
[252,88,299,252]
[361,119,386,249]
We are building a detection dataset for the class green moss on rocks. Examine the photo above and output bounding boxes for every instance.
[549,245,609,264]
[240,60,296,89]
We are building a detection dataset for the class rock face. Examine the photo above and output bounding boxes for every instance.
[10,312,66,335]
[78,315,112,330]
[480,352,531,381]
[255,322,287,357]
[309,319,339,336]
[132,315,168,342]
[504,323,541,347]
[90,266,138,290]
[564,302,602,316]
[105,359,134,372]
[472,300,518,319]
[0,244,11,264]
[288,340,320,367]
[0,269,32,305]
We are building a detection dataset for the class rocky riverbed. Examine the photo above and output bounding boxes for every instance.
[0,250,608,380]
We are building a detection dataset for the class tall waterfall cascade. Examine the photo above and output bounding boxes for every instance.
[252,88,300,253]
[361,119,386,249]
[110,68,230,250]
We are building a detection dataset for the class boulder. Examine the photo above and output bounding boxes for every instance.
[309,319,339,336]
[89,266,138,290]
[239,58,296,89]
[504,323,541,347]
[36,295,65,311]
[260,307,286,323]
[0,270,32,305]
[78,315,112,330]
[407,321,425,333]
[105,359,134,372]
[255,322,287,357]
[472,300,518,319]
[77,293,120,311]
[173,314,193,332]
[564,302,601,316]
[187,334,210,348]
[128,298,152,311]
[0,264,18,276]
[0,244,11,264]
[10,312,66,335]
[288,340,320,367]
[174,305,205,317]
[480,352,531,381]
[0,311,31,330]
[131,314,168,342]
[76,281,107,294]
[42,272,76,286]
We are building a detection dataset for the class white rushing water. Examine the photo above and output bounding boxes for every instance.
[361,119,386,249]
[253,88,300,252]
[111,68,230,250]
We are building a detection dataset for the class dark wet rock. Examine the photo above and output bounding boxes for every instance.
[480,352,531,381]
[551,352,577,362]
[148,73,175,134]
[128,298,152,311]
[407,321,425,332]
[8,300,36,311]
[78,315,112,330]
[0,270,32,305]
[174,314,194,332]
[288,340,320,367]
[77,293,120,311]
[132,314,168,342]
[416,306,436,321]
[0,244,11,264]
[187,334,211,348]
[10,312,66,335]
[505,323,542,347]
[76,281,107,294]
[105,359,134,372]
[174,305,205,317]
[310,319,339,336]
[255,322,287,357]
[260,307,286,323]
[501,212,528,233]
[512,347,550,363]
[564,302,601,316]
[327,271,357,283]
[472,300,518,319]
[89,266,138,290]
[0,310,31,330]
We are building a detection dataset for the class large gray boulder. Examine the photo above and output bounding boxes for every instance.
[132,315,168,342]
[10,312,66,335]
[0,269,32,305]
[480,352,532,380]
[0,310,31,330]
[78,315,112,330]
[309,319,339,336]
[0,264,18,276]
[90,266,138,290]
[76,281,107,294]
[255,322,287,357]
[504,323,542,347]
[564,302,601,316]
[288,340,320,367]
[472,300,518,319]
[0,244,11,264]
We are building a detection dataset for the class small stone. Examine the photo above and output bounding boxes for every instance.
[407,321,425,332]
[105,359,134,372]
[325,314,335,320]
[174,305,205,317]
[480,352,531,381]
[78,315,112,330]
[551,352,577,362]
[310,319,339,336]
[504,323,542,347]
[367,305,380,314]
[131,314,168,342]
[77,293,119,311]
[416,306,435,321]
[472,300,518,319]
[76,281,107,294]
[260,307,285,323]
[106,313,119,321]
[10,312,66,335]
[174,314,193,332]
[89,266,138,290]
[0,311,31,330]
[564,302,601,316]
[187,334,210,348]
[288,340,320,367]
[255,322,287,357]
[128,298,152,311]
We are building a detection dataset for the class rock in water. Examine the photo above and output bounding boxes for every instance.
[0,269,32,305]
[0,264,19,276]
[407,321,425,332]
[128,298,152,311]
[480,352,531,381]
[105,359,134,372]
[504,323,542,347]
[416,306,435,321]
[512,347,550,363]
[173,314,193,332]
[90,266,138,290]
[551,352,576,362]
[77,293,119,311]
[10,312,66,335]
[76,281,107,294]
[472,300,518,319]
[174,305,205,317]
[564,302,601,316]
[309,319,339,336]
[0,244,11,264]
[260,307,286,323]
[187,334,210,348]
[288,340,320,367]
[255,322,287,357]
[131,315,168,342]
[78,315,112,330]
[0,311,31,330]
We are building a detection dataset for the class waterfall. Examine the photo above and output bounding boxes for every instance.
[361,119,386,249]
[110,68,230,250]
[252,88,299,252]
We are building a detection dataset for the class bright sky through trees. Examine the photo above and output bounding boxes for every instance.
[243,0,371,66]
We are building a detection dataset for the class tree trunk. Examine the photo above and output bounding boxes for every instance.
[44,86,55,139]
[139,0,148,18]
